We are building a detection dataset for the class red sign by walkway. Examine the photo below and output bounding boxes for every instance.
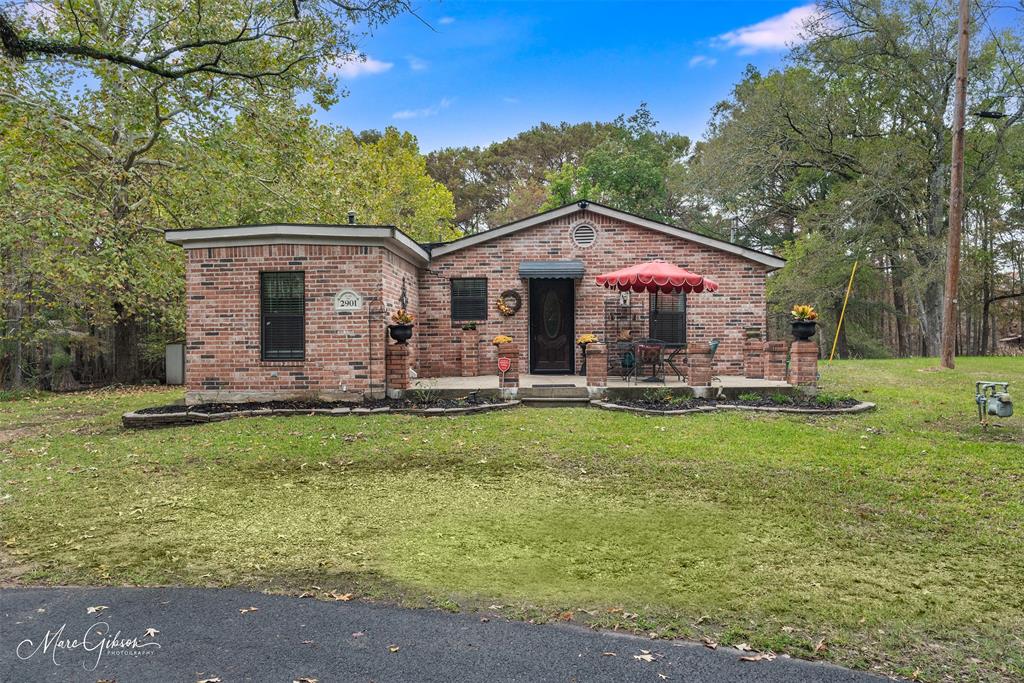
[497,357,512,373]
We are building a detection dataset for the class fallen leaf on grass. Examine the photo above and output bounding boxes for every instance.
[700,637,717,650]
[558,611,573,621]
[328,592,353,601]
[239,606,259,614]
[734,642,752,652]
[813,638,827,655]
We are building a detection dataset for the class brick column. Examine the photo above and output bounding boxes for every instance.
[460,328,480,377]
[586,343,608,387]
[744,335,764,378]
[386,342,410,392]
[687,342,713,387]
[789,340,819,387]
[763,341,787,381]
[496,343,519,388]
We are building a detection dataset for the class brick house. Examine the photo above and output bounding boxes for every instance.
[166,201,784,404]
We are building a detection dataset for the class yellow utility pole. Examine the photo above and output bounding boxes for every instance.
[829,261,858,363]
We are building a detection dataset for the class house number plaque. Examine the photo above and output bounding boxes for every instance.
[333,289,363,312]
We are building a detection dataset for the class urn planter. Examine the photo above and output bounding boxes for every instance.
[388,323,414,344]
[791,320,817,341]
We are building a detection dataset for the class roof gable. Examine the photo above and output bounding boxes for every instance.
[429,201,786,270]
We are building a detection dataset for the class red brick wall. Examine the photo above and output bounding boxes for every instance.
[417,209,769,377]
[183,244,419,403]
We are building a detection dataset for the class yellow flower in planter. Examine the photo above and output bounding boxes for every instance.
[492,335,513,345]
[576,334,599,345]
[390,308,415,325]
[790,304,818,321]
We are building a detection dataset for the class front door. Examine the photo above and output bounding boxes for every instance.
[529,278,574,373]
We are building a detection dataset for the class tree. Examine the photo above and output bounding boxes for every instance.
[0,0,415,385]
[1,0,410,82]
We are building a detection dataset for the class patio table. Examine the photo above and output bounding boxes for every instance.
[664,344,686,381]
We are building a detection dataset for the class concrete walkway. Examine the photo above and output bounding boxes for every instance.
[1,587,889,682]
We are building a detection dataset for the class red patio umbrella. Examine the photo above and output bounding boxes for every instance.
[595,259,719,294]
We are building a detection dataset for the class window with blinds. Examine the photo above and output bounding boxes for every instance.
[451,278,488,321]
[649,291,686,345]
[261,271,305,360]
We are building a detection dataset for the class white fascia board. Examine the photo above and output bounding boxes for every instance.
[165,225,430,266]
[429,204,582,257]
[430,203,786,270]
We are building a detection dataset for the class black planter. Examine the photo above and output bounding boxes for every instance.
[389,323,414,344]
[791,320,817,340]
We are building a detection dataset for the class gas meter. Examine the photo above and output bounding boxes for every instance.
[975,381,1013,422]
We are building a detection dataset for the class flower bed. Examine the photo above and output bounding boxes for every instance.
[593,391,874,416]
[124,395,519,428]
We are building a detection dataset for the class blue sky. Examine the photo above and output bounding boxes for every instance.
[319,1,821,151]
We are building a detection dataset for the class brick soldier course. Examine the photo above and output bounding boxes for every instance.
[166,202,787,403]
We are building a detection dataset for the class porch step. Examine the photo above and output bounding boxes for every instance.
[519,386,590,399]
[520,396,592,408]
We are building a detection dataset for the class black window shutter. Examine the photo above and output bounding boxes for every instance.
[649,292,686,345]
[451,278,488,321]
[261,272,305,360]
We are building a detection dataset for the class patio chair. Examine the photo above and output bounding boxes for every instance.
[709,338,720,384]
[634,338,667,383]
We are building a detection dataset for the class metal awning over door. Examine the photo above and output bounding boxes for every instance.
[518,260,585,279]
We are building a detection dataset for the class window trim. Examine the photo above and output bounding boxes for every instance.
[649,291,687,346]
[450,277,489,322]
[260,271,306,361]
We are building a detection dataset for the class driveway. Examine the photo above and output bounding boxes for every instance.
[1,587,889,682]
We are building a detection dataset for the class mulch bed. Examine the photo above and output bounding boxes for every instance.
[616,395,861,411]
[136,393,502,416]
[124,394,517,428]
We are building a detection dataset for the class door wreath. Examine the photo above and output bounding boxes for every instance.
[496,289,522,316]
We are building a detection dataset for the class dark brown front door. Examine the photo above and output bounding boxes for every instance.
[529,279,574,373]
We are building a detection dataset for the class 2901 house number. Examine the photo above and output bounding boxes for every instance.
[333,289,363,312]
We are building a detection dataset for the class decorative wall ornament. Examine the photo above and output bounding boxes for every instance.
[496,289,522,317]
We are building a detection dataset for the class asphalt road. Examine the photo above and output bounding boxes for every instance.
[1,587,889,682]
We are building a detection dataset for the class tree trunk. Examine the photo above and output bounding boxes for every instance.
[112,317,139,384]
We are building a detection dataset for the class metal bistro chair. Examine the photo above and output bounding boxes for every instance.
[634,338,667,383]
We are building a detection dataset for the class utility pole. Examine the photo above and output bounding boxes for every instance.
[940,0,970,369]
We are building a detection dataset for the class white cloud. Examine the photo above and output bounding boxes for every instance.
[438,16,455,25]
[330,55,393,78]
[716,3,822,54]
[393,97,453,120]
[407,55,429,72]
[688,55,718,68]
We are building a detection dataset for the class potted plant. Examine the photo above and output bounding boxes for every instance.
[462,321,477,331]
[491,334,513,347]
[790,304,818,340]
[388,309,415,343]
[576,333,599,375]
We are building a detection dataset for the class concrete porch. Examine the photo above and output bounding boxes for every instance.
[412,374,791,391]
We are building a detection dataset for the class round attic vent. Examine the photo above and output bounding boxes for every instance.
[571,222,597,248]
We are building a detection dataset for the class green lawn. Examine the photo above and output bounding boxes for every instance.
[1,358,1022,681]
